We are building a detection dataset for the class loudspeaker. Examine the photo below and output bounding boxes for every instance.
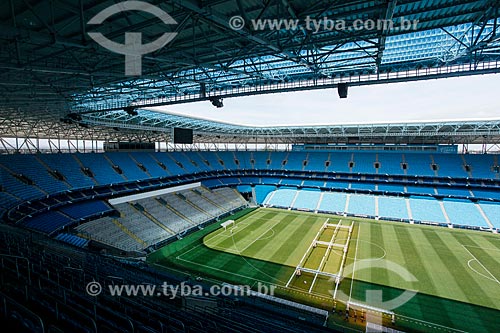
[200,83,207,98]
[338,83,348,98]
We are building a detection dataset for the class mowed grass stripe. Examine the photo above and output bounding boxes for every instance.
[484,236,500,252]
[242,215,324,283]
[380,224,413,287]
[215,214,297,284]
[240,213,304,263]
[415,230,469,301]
[206,211,282,251]
[267,216,327,266]
[377,224,422,319]
[431,231,499,332]
[179,243,291,287]
[449,233,500,304]
[369,223,391,285]
[391,226,454,325]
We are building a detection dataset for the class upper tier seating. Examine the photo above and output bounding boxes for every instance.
[1,151,499,219]
[377,153,405,175]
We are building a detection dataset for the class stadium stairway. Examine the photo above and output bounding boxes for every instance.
[111,219,148,248]
[476,203,494,229]
[130,203,176,235]
[156,197,196,227]
[197,187,229,212]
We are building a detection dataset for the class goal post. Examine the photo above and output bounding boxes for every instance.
[221,220,235,230]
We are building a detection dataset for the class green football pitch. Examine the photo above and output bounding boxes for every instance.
[148,208,500,333]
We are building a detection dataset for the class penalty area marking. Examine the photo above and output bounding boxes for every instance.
[232,217,284,254]
[255,228,275,241]
[462,245,500,286]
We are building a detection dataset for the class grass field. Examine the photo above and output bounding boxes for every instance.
[148,208,500,332]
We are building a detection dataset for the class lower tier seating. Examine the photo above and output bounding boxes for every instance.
[261,188,496,230]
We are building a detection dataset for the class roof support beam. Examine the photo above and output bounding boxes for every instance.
[376,0,397,69]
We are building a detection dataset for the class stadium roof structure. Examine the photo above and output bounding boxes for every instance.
[64,111,500,145]
[0,0,500,141]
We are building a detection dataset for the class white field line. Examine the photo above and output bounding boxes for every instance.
[176,255,283,284]
[397,314,468,333]
[177,254,336,300]
[233,215,286,254]
[462,245,500,286]
[178,215,265,260]
[347,222,360,303]
[204,214,269,246]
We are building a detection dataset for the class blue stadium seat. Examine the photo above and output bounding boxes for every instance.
[351,183,376,191]
[153,153,187,175]
[39,153,95,189]
[329,153,352,173]
[279,178,303,186]
[58,200,112,220]
[433,154,468,178]
[301,179,325,187]
[348,194,376,216]
[0,154,69,194]
[472,189,500,200]
[352,153,376,174]
[377,183,405,193]
[292,190,321,210]
[409,197,447,223]
[22,211,74,235]
[304,153,328,172]
[76,153,124,184]
[266,188,296,207]
[405,154,435,177]
[129,153,168,178]
[378,196,409,220]
[463,154,497,179]
[55,233,89,248]
[443,199,489,228]
[479,202,500,229]
[0,168,44,201]
[377,153,405,175]
[215,151,240,169]
[254,185,276,204]
[318,192,347,213]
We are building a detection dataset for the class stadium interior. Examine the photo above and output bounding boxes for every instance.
[1,0,500,332]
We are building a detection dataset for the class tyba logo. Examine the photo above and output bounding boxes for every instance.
[88,1,178,76]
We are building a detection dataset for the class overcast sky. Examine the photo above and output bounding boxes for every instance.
[151,74,500,127]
